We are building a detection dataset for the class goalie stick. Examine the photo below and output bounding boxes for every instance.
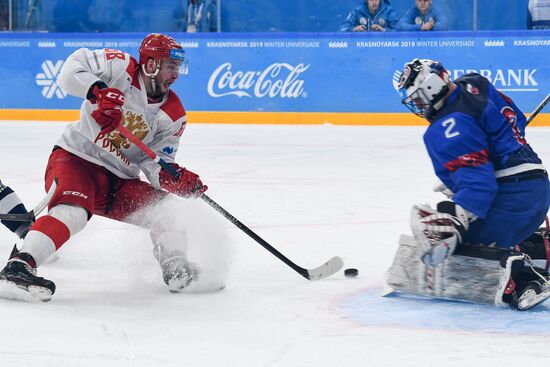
[0,178,58,222]
[117,125,344,280]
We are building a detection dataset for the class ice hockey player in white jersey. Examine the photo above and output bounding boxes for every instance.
[0,33,208,301]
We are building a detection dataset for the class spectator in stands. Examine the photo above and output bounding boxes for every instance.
[338,0,399,32]
[177,1,190,32]
[397,0,448,31]
[199,0,217,32]
[0,1,8,30]
[187,0,202,32]
[528,0,550,30]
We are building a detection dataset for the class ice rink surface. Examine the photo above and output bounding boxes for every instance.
[1,121,550,366]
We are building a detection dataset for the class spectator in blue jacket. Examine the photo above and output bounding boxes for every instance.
[528,0,550,30]
[338,0,399,32]
[397,0,448,31]
[199,0,218,32]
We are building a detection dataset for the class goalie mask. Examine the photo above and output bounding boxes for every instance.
[397,59,451,121]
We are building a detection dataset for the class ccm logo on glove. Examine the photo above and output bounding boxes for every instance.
[91,86,125,134]
[104,91,125,103]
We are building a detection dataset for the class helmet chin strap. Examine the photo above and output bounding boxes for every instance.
[141,61,161,97]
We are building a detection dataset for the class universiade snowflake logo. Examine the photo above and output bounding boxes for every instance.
[35,60,67,99]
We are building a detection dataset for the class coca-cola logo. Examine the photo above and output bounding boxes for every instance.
[207,62,309,98]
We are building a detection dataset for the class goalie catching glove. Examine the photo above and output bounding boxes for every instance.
[411,201,475,266]
[159,163,207,197]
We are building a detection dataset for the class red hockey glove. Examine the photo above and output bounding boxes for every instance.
[91,86,125,134]
[159,163,208,197]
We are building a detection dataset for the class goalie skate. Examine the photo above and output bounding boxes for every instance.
[0,259,55,302]
[515,279,550,311]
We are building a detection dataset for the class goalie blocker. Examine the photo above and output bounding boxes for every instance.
[384,233,550,311]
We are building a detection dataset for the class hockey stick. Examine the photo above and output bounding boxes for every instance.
[0,178,58,222]
[527,91,550,125]
[117,125,344,280]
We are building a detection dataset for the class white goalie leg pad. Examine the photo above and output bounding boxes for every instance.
[385,234,513,306]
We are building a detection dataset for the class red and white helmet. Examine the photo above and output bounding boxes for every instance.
[397,58,451,120]
[139,33,188,75]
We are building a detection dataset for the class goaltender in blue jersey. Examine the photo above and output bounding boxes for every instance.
[391,58,550,310]
[423,73,547,248]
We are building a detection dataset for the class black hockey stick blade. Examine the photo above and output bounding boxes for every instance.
[0,178,58,222]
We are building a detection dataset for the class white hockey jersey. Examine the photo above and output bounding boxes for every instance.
[57,48,187,187]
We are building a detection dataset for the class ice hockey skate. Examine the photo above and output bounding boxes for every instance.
[0,253,56,302]
[154,243,199,293]
[517,279,550,310]
[160,256,200,293]
[505,275,550,311]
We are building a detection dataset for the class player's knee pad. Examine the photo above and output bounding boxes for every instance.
[48,204,88,236]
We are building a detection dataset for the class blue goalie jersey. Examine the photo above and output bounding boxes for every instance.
[424,73,549,248]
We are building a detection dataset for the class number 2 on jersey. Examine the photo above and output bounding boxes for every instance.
[442,117,460,138]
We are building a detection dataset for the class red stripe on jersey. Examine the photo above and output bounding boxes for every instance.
[444,149,489,172]
[32,215,71,250]
[173,123,185,137]
[161,90,186,122]
[126,57,141,90]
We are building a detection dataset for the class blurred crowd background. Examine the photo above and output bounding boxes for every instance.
[0,0,537,33]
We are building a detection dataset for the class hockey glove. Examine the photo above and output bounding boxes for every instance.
[91,86,125,134]
[410,201,473,266]
[159,163,208,198]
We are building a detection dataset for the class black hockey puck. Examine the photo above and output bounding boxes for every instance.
[344,268,358,277]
